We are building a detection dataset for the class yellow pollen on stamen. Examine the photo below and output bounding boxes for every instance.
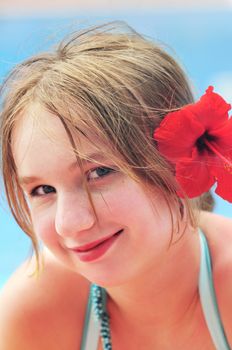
[224,161,232,174]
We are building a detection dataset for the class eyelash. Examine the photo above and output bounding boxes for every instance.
[29,166,116,197]
[87,166,116,181]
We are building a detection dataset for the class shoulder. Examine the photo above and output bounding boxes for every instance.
[199,211,232,344]
[0,249,90,350]
[199,211,232,267]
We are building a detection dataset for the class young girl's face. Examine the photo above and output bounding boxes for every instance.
[12,104,175,286]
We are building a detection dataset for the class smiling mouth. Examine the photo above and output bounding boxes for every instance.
[70,229,123,263]
[74,230,123,253]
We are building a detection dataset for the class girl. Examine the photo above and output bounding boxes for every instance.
[0,22,232,349]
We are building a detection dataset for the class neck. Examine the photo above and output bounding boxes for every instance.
[106,227,200,332]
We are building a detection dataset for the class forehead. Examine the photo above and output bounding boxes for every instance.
[12,104,109,169]
[12,105,71,164]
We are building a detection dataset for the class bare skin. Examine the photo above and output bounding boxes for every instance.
[1,211,232,350]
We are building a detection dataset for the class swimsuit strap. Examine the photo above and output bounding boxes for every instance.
[80,287,99,350]
[198,229,230,350]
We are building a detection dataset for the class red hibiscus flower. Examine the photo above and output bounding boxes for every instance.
[154,86,232,202]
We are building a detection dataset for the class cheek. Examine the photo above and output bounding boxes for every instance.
[101,182,154,224]
[104,184,173,243]
[31,210,57,247]
[99,188,136,218]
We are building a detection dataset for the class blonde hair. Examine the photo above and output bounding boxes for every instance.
[0,22,213,270]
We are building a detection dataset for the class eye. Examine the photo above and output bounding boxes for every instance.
[30,185,56,197]
[87,166,116,181]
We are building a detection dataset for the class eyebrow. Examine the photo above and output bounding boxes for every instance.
[18,152,110,186]
[68,152,109,171]
[18,176,41,186]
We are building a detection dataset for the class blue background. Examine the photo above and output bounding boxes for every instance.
[0,11,232,288]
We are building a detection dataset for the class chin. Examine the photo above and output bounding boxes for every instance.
[77,269,121,287]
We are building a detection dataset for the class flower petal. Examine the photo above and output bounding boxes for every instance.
[210,152,232,203]
[154,109,204,162]
[210,117,232,150]
[176,151,215,198]
[188,86,231,131]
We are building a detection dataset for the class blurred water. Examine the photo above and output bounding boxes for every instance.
[0,11,231,288]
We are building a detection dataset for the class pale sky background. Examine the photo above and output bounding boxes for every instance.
[1,0,232,16]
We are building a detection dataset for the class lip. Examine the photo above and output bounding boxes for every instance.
[74,232,120,252]
[69,230,123,262]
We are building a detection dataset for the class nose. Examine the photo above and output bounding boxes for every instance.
[55,191,96,238]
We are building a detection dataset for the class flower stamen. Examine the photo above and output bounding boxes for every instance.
[204,139,232,174]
